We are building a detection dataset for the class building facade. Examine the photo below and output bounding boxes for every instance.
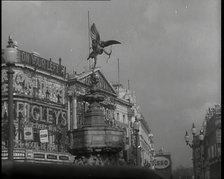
[2,46,73,164]
[113,84,155,168]
[139,115,155,169]
[203,105,221,179]
[2,39,156,167]
[193,134,205,179]
[192,104,221,179]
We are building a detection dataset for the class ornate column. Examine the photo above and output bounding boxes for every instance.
[68,89,78,130]
[72,94,77,129]
[67,94,71,131]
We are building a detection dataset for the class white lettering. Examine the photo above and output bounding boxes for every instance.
[55,110,61,125]
[16,102,25,118]
[2,102,8,118]
[47,108,53,124]
[31,105,39,121]
[61,112,67,126]
[39,106,45,123]
[24,103,30,122]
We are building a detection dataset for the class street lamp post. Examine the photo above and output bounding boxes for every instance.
[185,123,204,179]
[4,36,18,161]
[133,117,140,166]
[150,148,155,169]
[199,129,205,179]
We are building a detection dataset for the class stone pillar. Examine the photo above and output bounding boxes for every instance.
[67,97,71,130]
[67,89,78,130]
[72,95,77,129]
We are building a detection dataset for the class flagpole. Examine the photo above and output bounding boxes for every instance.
[128,80,130,90]
[88,11,91,70]
[118,58,120,94]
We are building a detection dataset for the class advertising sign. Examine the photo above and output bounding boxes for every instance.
[2,101,68,129]
[154,156,170,169]
[154,154,172,179]
[59,155,69,160]
[2,68,66,105]
[24,127,33,141]
[18,50,66,78]
[40,129,49,143]
[1,100,68,152]
[2,49,66,78]
[33,153,45,159]
[1,149,26,160]
[47,154,57,160]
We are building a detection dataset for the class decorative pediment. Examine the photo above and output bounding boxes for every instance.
[77,69,117,96]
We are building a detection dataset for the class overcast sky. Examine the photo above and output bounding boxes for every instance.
[2,0,221,169]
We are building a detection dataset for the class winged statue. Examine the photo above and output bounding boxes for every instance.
[87,23,121,70]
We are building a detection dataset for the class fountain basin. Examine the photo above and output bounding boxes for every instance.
[70,127,124,155]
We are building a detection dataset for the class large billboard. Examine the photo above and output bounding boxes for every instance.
[1,54,68,153]
[2,68,66,105]
[2,49,66,78]
[1,100,68,152]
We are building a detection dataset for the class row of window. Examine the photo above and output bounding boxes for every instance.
[116,112,128,124]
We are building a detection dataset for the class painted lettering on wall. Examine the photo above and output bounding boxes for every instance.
[2,101,67,129]
[2,100,68,152]
[2,69,66,105]
[16,101,67,127]
[19,50,66,78]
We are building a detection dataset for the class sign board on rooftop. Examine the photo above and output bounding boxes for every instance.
[2,49,66,78]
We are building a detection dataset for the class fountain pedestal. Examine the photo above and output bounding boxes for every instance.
[69,73,125,166]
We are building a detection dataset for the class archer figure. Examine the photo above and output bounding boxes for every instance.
[87,23,121,70]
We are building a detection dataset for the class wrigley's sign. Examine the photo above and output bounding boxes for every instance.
[2,100,67,131]
[18,50,66,78]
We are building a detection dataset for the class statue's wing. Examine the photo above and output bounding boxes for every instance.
[101,40,121,48]
[90,23,100,42]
